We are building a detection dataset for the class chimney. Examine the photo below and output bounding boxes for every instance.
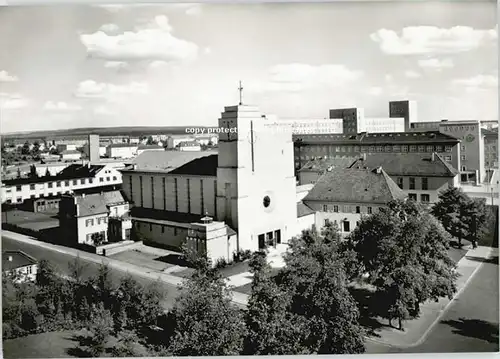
[8,255,12,262]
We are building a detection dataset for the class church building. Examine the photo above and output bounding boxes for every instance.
[120,104,306,264]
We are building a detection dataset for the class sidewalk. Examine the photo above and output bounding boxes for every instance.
[366,245,498,348]
[2,230,249,307]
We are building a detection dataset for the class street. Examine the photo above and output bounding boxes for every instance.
[2,235,180,310]
[366,259,499,353]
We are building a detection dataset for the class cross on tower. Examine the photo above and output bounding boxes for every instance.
[238,81,243,105]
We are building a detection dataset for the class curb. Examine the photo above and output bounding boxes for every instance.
[364,247,492,349]
[3,231,249,307]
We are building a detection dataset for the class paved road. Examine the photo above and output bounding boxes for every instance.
[366,259,499,353]
[2,235,180,310]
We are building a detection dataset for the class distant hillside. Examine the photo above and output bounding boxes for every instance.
[1,125,219,140]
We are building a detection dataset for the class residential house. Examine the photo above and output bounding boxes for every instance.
[349,153,460,204]
[2,250,38,282]
[61,150,82,161]
[106,143,138,159]
[59,190,132,247]
[136,144,164,156]
[302,167,407,235]
[178,141,201,152]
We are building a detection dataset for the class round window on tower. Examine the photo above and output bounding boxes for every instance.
[263,195,271,208]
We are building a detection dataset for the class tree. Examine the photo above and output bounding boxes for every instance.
[167,253,246,356]
[21,141,30,155]
[81,302,114,357]
[91,232,105,246]
[463,198,487,248]
[349,199,458,330]
[29,164,37,178]
[111,329,148,357]
[279,228,365,354]
[16,167,21,178]
[32,141,40,155]
[146,136,155,145]
[244,252,309,355]
[432,187,470,247]
[35,260,62,320]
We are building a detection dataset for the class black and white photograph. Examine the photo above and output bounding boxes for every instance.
[0,1,498,357]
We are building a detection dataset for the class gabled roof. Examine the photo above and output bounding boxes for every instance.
[482,128,498,137]
[3,250,37,271]
[2,164,105,186]
[349,153,459,177]
[303,167,406,204]
[75,190,126,217]
[299,156,359,173]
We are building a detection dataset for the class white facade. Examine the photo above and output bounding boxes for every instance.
[359,117,405,133]
[268,118,343,135]
[179,143,201,152]
[136,147,164,156]
[106,145,138,159]
[61,151,82,161]
[1,165,123,204]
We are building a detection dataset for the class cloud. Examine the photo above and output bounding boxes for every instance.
[99,23,120,33]
[104,61,129,71]
[149,60,168,69]
[43,101,82,111]
[80,15,198,62]
[0,93,28,109]
[0,70,18,82]
[185,5,202,16]
[371,25,497,55]
[452,75,498,92]
[404,70,421,79]
[385,74,394,83]
[74,80,149,99]
[367,87,383,96]
[418,58,454,70]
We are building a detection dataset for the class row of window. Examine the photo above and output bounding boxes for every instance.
[296,144,453,154]
[321,204,375,214]
[85,216,108,227]
[16,175,118,192]
[323,219,354,232]
[397,177,428,190]
[409,193,430,202]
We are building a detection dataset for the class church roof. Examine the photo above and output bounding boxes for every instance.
[169,154,218,176]
[349,153,459,177]
[303,167,406,205]
[124,150,218,174]
[131,207,205,224]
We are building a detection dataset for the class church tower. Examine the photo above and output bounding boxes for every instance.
[216,83,297,252]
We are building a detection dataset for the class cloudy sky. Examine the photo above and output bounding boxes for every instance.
[0,1,497,134]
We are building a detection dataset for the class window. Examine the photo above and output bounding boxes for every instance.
[30,195,35,199]
[73,180,77,185]
[461,165,467,171]
[417,145,424,152]
[409,177,416,190]
[113,176,117,181]
[393,145,401,152]
[16,197,22,203]
[333,205,339,213]
[16,185,21,191]
[397,177,404,189]
[343,205,350,213]
[174,227,178,236]
[30,184,35,190]
[436,145,443,152]
[376,146,383,152]
[100,178,104,182]
[444,155,452,161]
[322,204,328,212]
[461,155,466,161]
[86,219,93,227]
[426,145,433,152]
[106,177,110,182]
[343,221,350,232]
[162,226,165,234]
[422,178,428,190]
[89,178,93,184]
[65,181,69,186]
[149,224,153,231]
[402,145,408,152]
[409,145,416,153]
[445,145,452,152]
[356,206,361,214]
[409,193,417,201]
[461,145,466,151]
[48,182,53,188]
[81,179,85,185]
[367,206,372,214]
[420,194,430,203]
[324,219,328,227]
